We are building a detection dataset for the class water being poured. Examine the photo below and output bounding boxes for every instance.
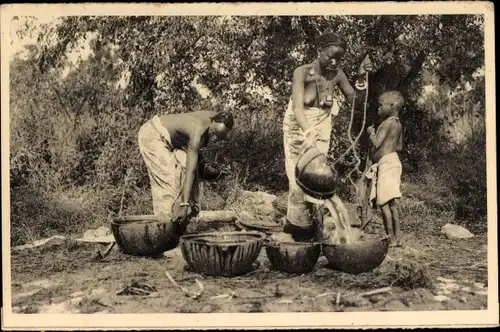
[320,195,363,245]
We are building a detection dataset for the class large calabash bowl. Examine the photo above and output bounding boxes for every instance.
[295,145,336,200]
[322,235,390,274]
[111,215,180,257]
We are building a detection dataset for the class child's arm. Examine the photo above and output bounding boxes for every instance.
[397,129,403,152]
[368,122,391,149]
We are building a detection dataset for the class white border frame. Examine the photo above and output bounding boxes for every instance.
[1,2,497,329]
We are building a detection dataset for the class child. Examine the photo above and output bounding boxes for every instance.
[366,91,404,247]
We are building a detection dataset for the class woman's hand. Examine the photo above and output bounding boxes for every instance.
[304,130,318,149]
[189,204,200,219]
[358,55,373,76]
[172,202,189,224]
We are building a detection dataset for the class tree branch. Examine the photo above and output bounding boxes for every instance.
[398,51,426,98]
[28,59,73,120]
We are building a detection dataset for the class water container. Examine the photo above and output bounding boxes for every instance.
[295,145,336,199]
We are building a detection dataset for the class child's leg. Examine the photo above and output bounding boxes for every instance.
[380,203,393,238]
[390,198,401,243]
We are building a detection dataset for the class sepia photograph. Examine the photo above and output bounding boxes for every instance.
[1,2,497,330]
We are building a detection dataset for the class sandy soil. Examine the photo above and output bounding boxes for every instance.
[10,213,488,314]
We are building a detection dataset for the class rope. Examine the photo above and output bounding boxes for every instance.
[331,72,370,199]
[347,72,370,189]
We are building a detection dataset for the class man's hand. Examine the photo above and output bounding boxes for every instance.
[358,55,373,76]
[367,125,375,136]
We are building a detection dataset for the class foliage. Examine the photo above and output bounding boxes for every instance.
[9,15,487,243]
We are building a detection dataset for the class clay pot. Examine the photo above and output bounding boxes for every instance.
[295,145,336,199]
[322,236,390,274]
[198,155,224,181]
[180,231,265,277]
[199,163,224,181]
[111,215,180,257]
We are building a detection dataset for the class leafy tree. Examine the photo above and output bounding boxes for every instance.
[11,15,485,191]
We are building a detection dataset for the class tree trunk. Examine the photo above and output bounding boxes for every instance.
[358,53,427,159]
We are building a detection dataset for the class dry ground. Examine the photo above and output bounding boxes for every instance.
[11,210,488,314]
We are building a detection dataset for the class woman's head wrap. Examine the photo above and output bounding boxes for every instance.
[211,111,234,130]
[316,32,347,51]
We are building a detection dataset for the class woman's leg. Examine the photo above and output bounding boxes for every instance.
[138,123,179,220]
[283,120,313,234]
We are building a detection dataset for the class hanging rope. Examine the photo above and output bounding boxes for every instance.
[331,71,370,194]
[347,71,370,190]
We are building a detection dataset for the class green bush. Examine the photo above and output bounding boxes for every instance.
[449,133,487,227]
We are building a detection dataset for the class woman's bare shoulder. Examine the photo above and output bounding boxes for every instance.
[163,111,205,128]
[294,62,315,76]
[334,68,348,80]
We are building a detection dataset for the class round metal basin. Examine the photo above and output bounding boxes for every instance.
[322,236,390,274]
[180,231,265,277]
[111,215,179,257]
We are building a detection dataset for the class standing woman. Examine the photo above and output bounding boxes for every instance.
[283,32,373,241]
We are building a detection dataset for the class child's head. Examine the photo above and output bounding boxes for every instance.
[378,91,405,118]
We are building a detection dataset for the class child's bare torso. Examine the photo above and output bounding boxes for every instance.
[371,117,403,163]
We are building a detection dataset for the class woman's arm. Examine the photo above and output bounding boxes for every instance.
[337,69,368,109]
[182,134,201,205]
[291,66,311,133]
